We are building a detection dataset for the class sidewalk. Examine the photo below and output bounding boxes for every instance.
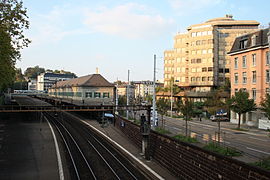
[83,119,178,180]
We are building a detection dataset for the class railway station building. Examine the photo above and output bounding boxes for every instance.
[48,74,115,105]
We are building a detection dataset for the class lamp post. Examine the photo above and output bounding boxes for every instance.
[170,80,173,117]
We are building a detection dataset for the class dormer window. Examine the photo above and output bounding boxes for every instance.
[251,35,256,46]
[239,39,248,49]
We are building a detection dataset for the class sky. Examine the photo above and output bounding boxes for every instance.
[17,0,270,82]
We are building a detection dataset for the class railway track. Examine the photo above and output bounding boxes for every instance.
[45,111,147,180]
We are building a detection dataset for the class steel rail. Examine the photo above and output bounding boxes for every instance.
[46,112,97,180]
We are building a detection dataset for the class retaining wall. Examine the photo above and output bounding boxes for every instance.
[115,116,270,180]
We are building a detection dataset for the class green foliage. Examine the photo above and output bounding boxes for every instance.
[204,90,227,115]
[156,98,170,128]
[118,95,127,106]
[251,157,270,171]
[261,94,270,120]
[0,0,30,91]
[13,80,27,90]
[155,127,171,134]
[204,142,242,157]
[173,134,198,143]
[24,66,45,79]
[228,90,256,128]
[156,98,170,116]
[175,98,194,118]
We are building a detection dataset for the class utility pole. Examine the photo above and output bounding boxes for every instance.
[126,70,130,120]
[115,78,119,115]
[170,78,173,117]
[152,55,157,126]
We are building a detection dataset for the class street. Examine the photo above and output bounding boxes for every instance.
[160,116,270,163]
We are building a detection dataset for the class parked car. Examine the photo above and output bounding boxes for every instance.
[210,115,229,122]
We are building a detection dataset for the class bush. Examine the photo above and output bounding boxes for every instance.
[251,157,270,171]
[173,134,198,143]
[155,127,171,134]
[204,142,242,157]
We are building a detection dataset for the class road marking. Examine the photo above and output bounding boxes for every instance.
[201,126,211,130]
[45,117,65,180]
[81,120,165,180]
[246,147,270,155]
[248,136,269,142]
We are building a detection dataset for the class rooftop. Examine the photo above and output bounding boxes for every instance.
[52,74,114,88]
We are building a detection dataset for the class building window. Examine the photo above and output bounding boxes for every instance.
[94,92,101,98]
[208,77,213,81]
[242,88,247,92]
[103,92,110,98]
[191,77,195,82]
[202,67,207,72]
[267,51,270,65]
[266,88,270,95]
[239,39,248,49]
[242,56,247,68]
[267,70,270,83]
[242,72,247,84]
[252,54,256,66]
[252,71,256,83]
[202,77,206,81]
[208,67,213,72]
[252,88,256,100]
[196,77,200,82]
[251,35,256,46]
[234,57,238,69]
[234,73,238,84]
[235,89,238,94]
[85,92,92,98]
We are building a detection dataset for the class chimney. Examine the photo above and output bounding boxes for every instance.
[96,67,99,74]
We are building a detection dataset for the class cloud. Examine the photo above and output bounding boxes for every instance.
[168,0,223,13]
[83,3,174,39]
[28,5,91,46]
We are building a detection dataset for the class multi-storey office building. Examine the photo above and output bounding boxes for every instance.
[164,15,259,93]
[228,28,270,126]
[37,72,75,92]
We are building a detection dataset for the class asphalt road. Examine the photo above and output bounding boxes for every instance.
[160,116,270,163]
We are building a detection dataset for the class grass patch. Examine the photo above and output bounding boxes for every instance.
[251,157,270,171]
[172,115,183,118]
[173,134,198,143]
[155,127,171,134]
[204,142,242,157]
[232,128,249,131]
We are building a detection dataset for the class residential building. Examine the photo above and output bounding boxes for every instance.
[48,74,115,105]
[164,15,259,94]
[37,72,75,92]
[132,81,164,100]
[28,78,37,91]
[228,28,270,126]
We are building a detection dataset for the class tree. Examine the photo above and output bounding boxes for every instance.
[176,97,194,136]
[228,90,256,129]
[156,98,170,128]
[24,66,45,79]
[0,0,30,91]
[261,94,270,120]
[204,90,227,116]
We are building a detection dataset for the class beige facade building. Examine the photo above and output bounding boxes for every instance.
[164,15,259,92]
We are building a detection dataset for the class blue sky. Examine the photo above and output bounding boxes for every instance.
[17,0,270,82]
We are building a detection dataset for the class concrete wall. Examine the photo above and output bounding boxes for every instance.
[115,116,270,179]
